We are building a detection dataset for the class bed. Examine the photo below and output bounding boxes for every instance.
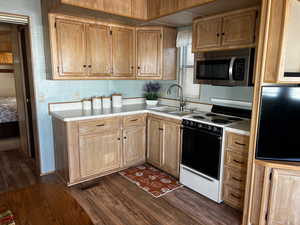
[0,97,19,139]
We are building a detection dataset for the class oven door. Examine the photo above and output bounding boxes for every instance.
[181,126,222,180]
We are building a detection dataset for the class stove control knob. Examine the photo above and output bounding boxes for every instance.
[208,126,212,130]
[198,124,202,128]
[213,127,218,132]
[190,121,194,126]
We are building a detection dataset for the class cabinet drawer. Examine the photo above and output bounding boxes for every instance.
[123,114,146,128]
[226,132,249,153]
[225,151,248,170]
[223,185,244,210]
[223,166,247,190]
[79,117,121,135]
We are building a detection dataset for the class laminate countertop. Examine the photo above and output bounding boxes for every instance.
[225,120,251,136]
[50,104,183,122]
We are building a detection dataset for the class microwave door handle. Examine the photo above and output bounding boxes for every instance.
[229,57,237,82]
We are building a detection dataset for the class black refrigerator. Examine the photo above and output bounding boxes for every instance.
[256,85,300,162]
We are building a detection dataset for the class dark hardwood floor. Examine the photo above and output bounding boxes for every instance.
[0,150,242,225]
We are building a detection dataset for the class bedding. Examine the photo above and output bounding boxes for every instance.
[0,97,18,123]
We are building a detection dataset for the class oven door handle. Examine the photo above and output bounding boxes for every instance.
[229,57,237,82]
[183,126,222,139]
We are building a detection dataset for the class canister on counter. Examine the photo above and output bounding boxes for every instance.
[102,96,111,109]
[82,98,92,110]
[112,94,122,108]
[92,96,102,110]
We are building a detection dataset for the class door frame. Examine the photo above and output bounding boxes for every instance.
[0,12,41,175]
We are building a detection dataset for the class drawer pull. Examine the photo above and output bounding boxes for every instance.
[233,159,244,165]
[159,128,164,131]
[232,177,243,182]
[235,141,246,146]
[230,193,242,200]
[130,119,138,122]
[96,124,105,127]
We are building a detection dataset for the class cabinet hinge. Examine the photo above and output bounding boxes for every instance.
[54,22,57,28]
[57,66,59,73]
[269,171,273,181]
[160,33,162,39]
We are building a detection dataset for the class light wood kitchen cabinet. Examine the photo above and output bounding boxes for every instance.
[159,0,178,15]
[111,26,135,78]
[132,0,148,20]
[123,125,146,166]
[61,0,104,11]
[250,161,300,225]
[147,114,181,177]
[55,19,87,77]
[86,24,112,77]
[79,130,122,177]
[223,132,249,211]
[52,114,146,186]
[192,17,222,50]
[192,7,258,52]
[178,0,212,9]
[136,27,177,80]
[147,116,162,167]
[103,0,132,17]
[48,14,176,80]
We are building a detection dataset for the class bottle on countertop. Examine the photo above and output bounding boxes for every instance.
[82,98,92,111]
[102,96,111,109]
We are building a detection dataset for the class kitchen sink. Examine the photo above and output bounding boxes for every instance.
[168,111,193,116]
[151,106,178,113]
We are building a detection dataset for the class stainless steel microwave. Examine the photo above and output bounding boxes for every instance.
[194,48,255,86]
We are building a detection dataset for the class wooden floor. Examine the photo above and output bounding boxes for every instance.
[0,150,242,225]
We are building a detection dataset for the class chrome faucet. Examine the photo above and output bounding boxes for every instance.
[167,84,186,111]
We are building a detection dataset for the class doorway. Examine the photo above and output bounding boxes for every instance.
[0,17,40,181]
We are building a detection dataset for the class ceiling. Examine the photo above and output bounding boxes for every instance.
[143,0,261,27]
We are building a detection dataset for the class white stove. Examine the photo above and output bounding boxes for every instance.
[180,106,250,203]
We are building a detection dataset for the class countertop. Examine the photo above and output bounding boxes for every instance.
[50,104,183,122]
[51,103,251,135]
[225,120,251,136]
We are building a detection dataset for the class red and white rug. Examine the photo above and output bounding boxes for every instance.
[119,164,183,198]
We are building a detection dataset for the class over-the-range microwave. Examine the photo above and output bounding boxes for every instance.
[194,48,255,86]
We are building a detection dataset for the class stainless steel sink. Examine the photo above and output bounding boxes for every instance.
[168,111,193,116]
[151,106,178,113]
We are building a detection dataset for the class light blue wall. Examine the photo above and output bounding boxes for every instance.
[0,0,173,173]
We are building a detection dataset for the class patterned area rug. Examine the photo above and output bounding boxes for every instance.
[119,164,183,198]
[0,208,15,225]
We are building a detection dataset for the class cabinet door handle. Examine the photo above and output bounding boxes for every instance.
[137,66,141,70]
[88,65,92,68]
[130,119,138,122]
[159,128,164,131]
[235,141,246,146]
[230,193,241,200]
[232,177,243,182]
[83,65,87,68]
[217,33,220,37]
[124,137,127,139]
[117,138,121,140]
[221,32,225,36]
[96,124,105,127]
[233,159,244,165]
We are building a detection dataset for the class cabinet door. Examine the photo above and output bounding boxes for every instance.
[193,17,222,51]
[267,169,300,225]
[178,0,207,9]
[86,24,112,76]
[56,19,87,77]
[111,27,135,77]
[159,0,178,15]
[79,131,122,178]
[222,10,257,47]
[123,126,146,166]
[103,0,132,16]
[136,29,162,78]
[147,117,162,167]
[132,0,148,19]
[61,0,104,11]
[161,121,181,177]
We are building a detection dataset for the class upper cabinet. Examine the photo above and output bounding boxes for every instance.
[178,0,212,10]
[192,7,258,52]
[261,0,300,84]
[47,14,176,80]
[132,0,148,20]
[103,0,132,17]
[136,27,177,80]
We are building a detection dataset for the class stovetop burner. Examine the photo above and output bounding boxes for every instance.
[211,119,231,124]
[192,115,205,120]
[206,113,218,117]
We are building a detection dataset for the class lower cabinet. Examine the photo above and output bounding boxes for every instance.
[52,114,146,186]
[79,130,122,178]
[147,114,181,177]
[250,161,300,225]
